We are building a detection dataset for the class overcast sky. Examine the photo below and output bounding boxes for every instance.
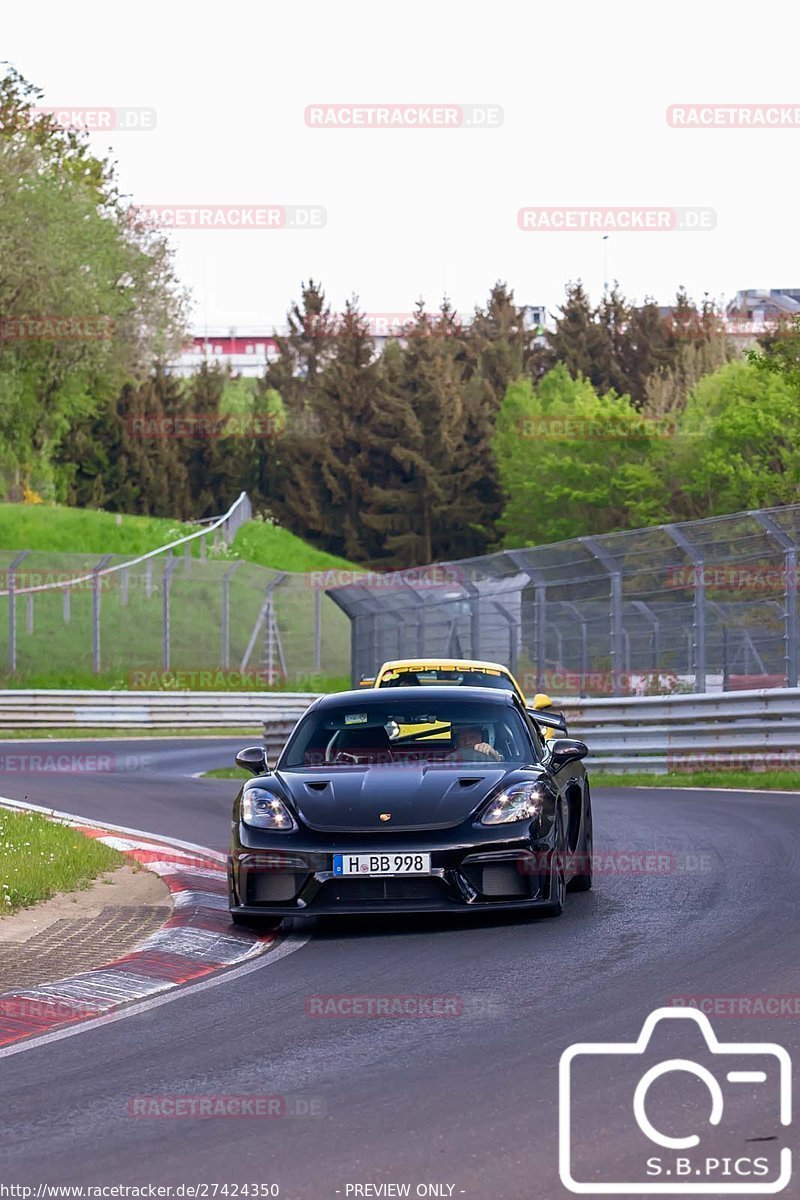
[5,0,799,329]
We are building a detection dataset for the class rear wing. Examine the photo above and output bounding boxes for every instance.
[526,707,568,736]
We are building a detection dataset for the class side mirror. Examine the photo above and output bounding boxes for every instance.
[548,738,588,769]
[532,692,554,709]
[235,745,270,776]
[359,676,376,687]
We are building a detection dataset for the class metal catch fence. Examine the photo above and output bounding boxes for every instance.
[327,505,800,697]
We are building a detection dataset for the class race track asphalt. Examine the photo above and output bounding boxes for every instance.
[0,738,798,1199]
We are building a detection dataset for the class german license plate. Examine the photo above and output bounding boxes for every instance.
[333,853,432,876]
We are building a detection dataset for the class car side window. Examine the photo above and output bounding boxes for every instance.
[522,709,546,761]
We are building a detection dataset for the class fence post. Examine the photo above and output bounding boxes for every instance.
[7,550,29,673]
[240,573,287,673]
[582,537,625,696]
[462,580,481,660]
[631,600,661,675]
[221,562,242,669]
[506,551,547,694]
[751,510,798,688]
[92,554,113,675]
[663,525,706,693]
[561,600,589,691]
[313,585,322,673]
[162,557,180,670]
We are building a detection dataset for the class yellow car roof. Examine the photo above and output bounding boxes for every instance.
[379,658,511,675]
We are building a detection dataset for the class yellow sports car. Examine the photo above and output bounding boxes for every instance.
[361,658,565,740]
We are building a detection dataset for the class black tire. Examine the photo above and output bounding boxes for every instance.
[539,815,567,918]
[568,790,593,893]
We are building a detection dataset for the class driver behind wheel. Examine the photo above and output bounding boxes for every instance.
[446,724,503,763]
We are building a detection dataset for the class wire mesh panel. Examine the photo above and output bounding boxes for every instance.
[0,548,351,689]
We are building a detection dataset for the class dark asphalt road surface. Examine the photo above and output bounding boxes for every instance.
[0,739,797,1199]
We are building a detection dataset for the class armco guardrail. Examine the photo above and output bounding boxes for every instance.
[0,690,319,730]
[6,686,794,775]
[559,687,800,773]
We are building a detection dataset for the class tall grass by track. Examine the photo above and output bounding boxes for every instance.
[0,810,125,913]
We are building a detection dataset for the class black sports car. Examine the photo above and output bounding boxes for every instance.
[227,686,592,921]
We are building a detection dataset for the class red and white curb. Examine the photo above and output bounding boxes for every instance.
[0,799,277,1050]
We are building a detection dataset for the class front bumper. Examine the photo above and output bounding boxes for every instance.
[228,825,561,915]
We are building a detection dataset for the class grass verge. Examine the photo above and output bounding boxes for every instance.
[592,769,800,791]
[0,504,197,557]
[0,671,347,692]
[230,518,358,573]
[0,809,125,914]
[201,767,249,780]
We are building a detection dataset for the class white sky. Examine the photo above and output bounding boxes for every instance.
[5,0,799,328]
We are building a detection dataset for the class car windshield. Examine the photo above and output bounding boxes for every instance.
[281,698,534,768]
[378,667,515,690]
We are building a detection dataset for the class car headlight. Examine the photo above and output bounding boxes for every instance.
[481,782,550,826]
[241,788,297,831]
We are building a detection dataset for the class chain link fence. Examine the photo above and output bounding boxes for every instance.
[327,507,800,697]
[0,496,351,688]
